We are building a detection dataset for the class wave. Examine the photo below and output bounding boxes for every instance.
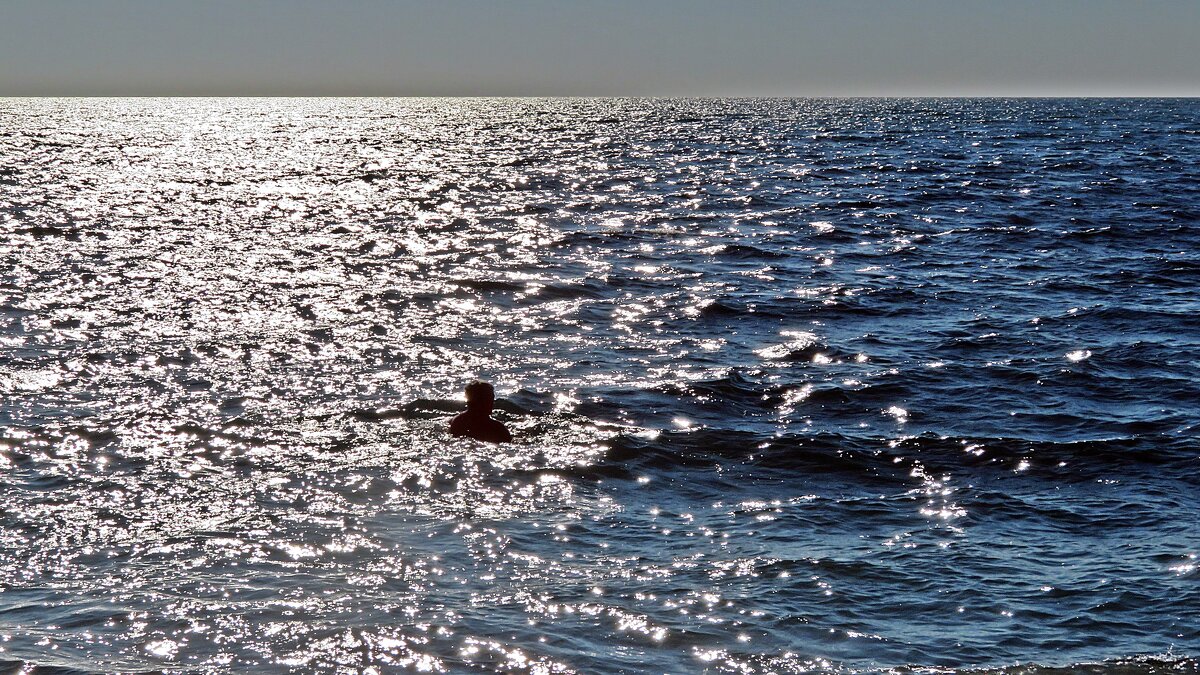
[596,428,1198,479]
[2,653,1189,675]
[959,654,1200,675]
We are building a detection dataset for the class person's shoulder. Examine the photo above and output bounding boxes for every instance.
[449,412,471,435]
[488,418,513,442]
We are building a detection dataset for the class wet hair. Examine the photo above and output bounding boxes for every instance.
[464,381,495,408]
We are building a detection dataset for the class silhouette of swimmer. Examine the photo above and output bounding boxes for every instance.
[449,381,512,443]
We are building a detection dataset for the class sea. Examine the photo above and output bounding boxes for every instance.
[0,97,1198,674]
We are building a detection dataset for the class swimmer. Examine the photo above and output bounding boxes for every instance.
[449,381,512,443]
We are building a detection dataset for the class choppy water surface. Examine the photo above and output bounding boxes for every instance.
[1,98,1199,673]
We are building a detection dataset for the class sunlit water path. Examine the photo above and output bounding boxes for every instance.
[1,98,1198,673]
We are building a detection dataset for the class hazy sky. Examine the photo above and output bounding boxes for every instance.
[2,0,1198,96]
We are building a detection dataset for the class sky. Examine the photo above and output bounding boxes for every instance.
[1,0,1198,97]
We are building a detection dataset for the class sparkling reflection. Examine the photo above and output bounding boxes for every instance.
[1,98,1198,673]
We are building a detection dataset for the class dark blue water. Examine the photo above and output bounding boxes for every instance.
[0,98,1198,673]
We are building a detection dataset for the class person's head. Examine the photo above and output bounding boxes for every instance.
[464,380,495,413]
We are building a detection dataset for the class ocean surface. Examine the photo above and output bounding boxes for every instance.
[1,97,1198,674]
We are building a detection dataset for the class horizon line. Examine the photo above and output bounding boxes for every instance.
[3,93,1200,100]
